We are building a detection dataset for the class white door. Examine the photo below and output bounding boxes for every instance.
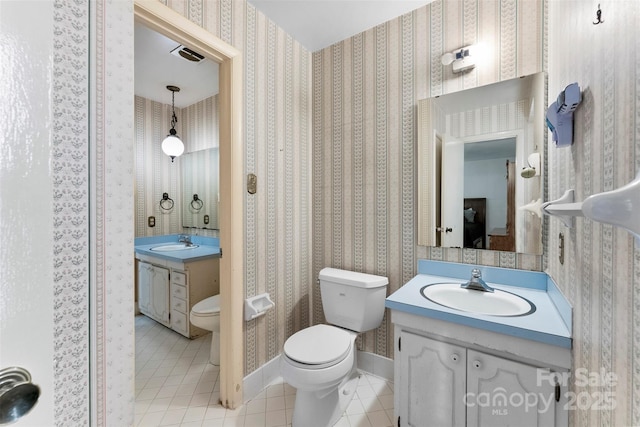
[441,137,464,247]
[466,350,561,427]
[0,1,55,424]
[398,331,467,427]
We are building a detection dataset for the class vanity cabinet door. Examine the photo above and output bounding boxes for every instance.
[138,261,153,314]
[397,331,466,427]
[150,265,170,325]
[466,350,560,427]
[137,261,170,326]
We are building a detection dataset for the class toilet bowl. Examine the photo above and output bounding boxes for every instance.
[281,324,359,427]
[280,268,388,427]
[190,294,220,365]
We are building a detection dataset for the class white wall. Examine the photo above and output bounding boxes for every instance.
[464,157,509,234]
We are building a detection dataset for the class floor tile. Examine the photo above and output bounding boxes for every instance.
[135,315,395,427]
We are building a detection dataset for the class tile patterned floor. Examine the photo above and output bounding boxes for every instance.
[135,315,395,426]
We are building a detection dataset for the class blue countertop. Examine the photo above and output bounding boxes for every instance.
[134,234,220,263]
[386,261,572,349]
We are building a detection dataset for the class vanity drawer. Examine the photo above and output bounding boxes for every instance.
[171,297,187,314]
[171,283,187,301]
[171,310,188,336]
[172,270,186,286]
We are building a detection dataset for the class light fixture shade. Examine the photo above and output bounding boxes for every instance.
[161,134,184,160]
[441,45,477,73]
[441,52,455,66]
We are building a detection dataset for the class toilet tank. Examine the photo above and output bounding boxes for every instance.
[319,268,388,332]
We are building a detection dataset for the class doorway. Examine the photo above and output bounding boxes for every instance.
[133,1,244,409]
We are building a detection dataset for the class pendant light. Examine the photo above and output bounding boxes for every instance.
[161,85,184,162]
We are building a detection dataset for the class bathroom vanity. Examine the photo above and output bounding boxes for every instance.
[134,235,220,339]
[386,261,572,427]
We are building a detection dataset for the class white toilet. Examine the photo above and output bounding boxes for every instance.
[281,268,388,427]
[190,294,221,365]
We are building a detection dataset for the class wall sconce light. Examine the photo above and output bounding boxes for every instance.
[441,45,476,73]
[161,85,184,162]
[521,152,541,178]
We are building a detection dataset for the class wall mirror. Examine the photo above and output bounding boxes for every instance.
[417,72,545,255]
[182,148,220,230]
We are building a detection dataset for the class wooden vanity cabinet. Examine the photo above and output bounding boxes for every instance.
[135,253,219,339]
[168,258,219,338]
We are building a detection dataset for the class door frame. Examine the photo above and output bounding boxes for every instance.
[133,1,244,408]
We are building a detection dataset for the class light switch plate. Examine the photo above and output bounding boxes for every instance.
[247,173,257,194]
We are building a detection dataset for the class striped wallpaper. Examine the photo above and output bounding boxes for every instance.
[162,0,313,377]
[134,96,184,237]
[134,94,220,237]
[546,1,640,425]
[312,0,544,359]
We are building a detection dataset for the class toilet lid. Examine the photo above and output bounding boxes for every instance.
[284,324,351,366]
[192,295,221,315]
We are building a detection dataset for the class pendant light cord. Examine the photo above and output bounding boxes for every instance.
[170,90,178,131]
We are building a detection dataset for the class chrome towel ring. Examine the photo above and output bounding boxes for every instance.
[190,194,204,212]
[160,192,174,212]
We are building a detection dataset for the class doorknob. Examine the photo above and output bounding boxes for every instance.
[0,367,40,424]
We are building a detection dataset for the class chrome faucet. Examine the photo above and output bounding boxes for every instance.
[179,234,193,246]
[460,268,494,292]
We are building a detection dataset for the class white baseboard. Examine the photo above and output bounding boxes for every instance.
[356,351,394,382]
[243,351,393,403]
[243,355,282,403]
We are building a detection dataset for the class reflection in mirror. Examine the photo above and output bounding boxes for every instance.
[442,133,521,251]
[418,73,545,255]
[462,138,515,250]
[182,148,219,230]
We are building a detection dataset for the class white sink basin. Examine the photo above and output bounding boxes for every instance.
[420,283,535,316]
[150,243,199,252]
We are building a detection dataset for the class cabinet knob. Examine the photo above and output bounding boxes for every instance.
[473,360,482,369]
[451,354,460,362]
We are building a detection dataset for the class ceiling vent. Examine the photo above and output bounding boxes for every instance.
[170,45,205,63]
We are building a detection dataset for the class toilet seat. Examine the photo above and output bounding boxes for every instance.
[283,324,352,369]
[191,294,221,316]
